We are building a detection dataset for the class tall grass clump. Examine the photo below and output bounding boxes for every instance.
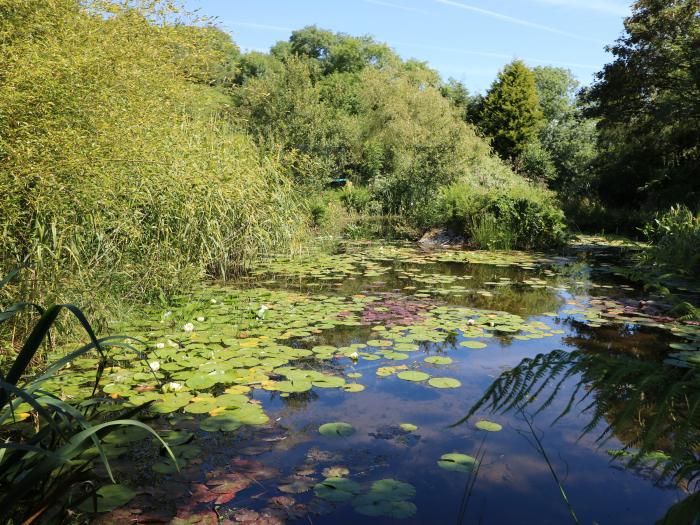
[0,269,174,523]
[433,182,567,250]
[0,1,307,328]
[641,205,700,276]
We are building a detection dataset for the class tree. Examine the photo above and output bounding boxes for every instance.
[532,66,579,122]
[584,0,700,208]
[479,60,544,160]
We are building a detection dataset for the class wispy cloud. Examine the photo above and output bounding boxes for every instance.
[363,0,432,15]
[389,39,599,69]
[532,0,630,16]
[224,21,293,33]
[432,0,595,41]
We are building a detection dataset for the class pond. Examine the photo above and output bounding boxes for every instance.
[44,240,700,524]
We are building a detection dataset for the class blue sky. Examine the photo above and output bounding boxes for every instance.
[189,0,632,93]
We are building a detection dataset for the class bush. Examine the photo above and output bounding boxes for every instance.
[641,206,700,275]
[434,183,567,250]
[339,186,373,214]
[0,1,306,317]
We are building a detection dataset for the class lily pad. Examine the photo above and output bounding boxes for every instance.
[78,484,136,512]
[428,377,461,389]
[319,422,356,437]
[438,453,477,472]
[399,423,418,432]
[424,356,452,365]
[396,371,430,382]
[314,477,362,502]
[460,341,487,349]
[475,420,502,432]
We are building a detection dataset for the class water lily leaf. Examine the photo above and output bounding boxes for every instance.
[369,479,416,501]
[279,478,315,494]
[399,423,417,432]
[428,377,461,389]
[396,371,430,382]
[460,341,487,349]
[425,356,452,365]
[343,383,365,393]
[322,466,349,477]
[200,413,243,432]
[353,496,417,518]
[78,484,136,512]
[475,420,502,432]
[314,477,362,502]
[319,422,355,437]
[438,453,477,472]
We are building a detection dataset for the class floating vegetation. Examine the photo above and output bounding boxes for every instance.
[12,241,698,522]
[438,453,478,473]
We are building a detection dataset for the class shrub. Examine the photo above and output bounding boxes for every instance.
[434,183,567,250]
[339,186,373,214]
[641,206,700,275]
[0,1,306,319]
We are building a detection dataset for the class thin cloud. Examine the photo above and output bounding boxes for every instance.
[533,0,630,16]
[432,0,596,41]
[390,39,599,69]
[363,0,432,15]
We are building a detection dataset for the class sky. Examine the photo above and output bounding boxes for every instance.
[188,0,632,93]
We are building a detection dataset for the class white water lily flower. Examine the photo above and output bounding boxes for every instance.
[349,352,359,360]
[163,311,172,318]
[155,342,165,349]
[149,361,160,372]
[257,304,269,318]
[163,381,183,392]
[467,319,475,326]
[196,316,205,322]
[183,322,194,332]
[211,299,217,304]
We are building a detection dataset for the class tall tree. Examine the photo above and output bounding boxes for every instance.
[479,60,544,160]
[532,66,579,122]
[585,0,700,208]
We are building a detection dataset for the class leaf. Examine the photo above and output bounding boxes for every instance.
[78,484,136,513]
[396,371,430,382]
[319,422,355,437]
[475,420,502,432]
[428,377,461,389]
[438,453,477,472]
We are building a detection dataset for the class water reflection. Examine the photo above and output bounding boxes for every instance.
[462,329,700,524]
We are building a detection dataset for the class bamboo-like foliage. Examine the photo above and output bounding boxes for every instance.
[0,269,176,523]
[458,348,700,524]
[0,0,307,326]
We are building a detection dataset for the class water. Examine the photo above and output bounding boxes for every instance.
[89,241,699,524]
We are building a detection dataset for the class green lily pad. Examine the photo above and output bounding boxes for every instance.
[396,371,430,382]
[78,484,136,512]
[475,420,502,432]
[438,453,477,472]
[428,377,461,389]
[369,479,416,501]
[200,413,243,432]
[460,341,487,349]
[314,477,362,502]
[425,356,452,365]
[353,497,417,518]
[343,383,365,393]
[319,422,356,437]
[399,423,418,432]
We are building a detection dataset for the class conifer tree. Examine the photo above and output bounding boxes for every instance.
[479,60,543,160]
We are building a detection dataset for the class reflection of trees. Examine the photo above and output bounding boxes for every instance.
[460,348,700,524]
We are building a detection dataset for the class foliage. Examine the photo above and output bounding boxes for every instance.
[0,270,174,523]
[339,186,374,214]
[532,66,579,122]
[433,183,567,250]
[0,0,306,320]
[478,60,544,160]
[584,0,700,208]
[519,140,558,184]
[641,206,700,275]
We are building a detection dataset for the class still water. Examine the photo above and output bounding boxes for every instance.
[91,241,699,524]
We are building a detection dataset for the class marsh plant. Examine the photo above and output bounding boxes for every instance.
[0,269,174,523]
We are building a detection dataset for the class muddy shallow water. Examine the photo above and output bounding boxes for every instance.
[57,241,700,524]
